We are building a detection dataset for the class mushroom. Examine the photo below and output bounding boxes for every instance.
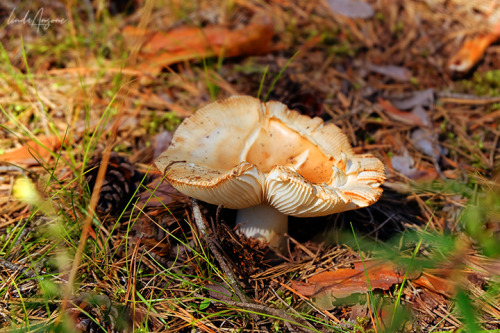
[155,96,385,252]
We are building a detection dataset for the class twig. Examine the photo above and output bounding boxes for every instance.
[0,166,25,173]
[192,199,269,332]
[223,300,318,333]
[191,199,247,303]
[437,92,500,105]
[0,258,38,279]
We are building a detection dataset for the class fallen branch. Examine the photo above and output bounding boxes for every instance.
[192,199,268,332]
[0,258,38,279]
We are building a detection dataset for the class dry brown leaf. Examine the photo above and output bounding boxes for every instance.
[378,98,426,127]
[291,260,421,309]
[135,176,189,209]
[0,135,64,166]
[124,16,277,75]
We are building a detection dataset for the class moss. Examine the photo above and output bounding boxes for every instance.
[392,21,405,35]
[233,58,267,75]
[328,42,357,57]
[460,70,500,96]
[146,111,182,134]
[375,12,385,22]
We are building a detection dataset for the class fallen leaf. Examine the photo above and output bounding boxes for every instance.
[378,98,426,127]
[494,20,500,35]
[390,150,439,181]
[411,128,445,160]
[124,16,276,75]
[135,177,188,209]
[206,283,237,302]
[367,63,412,82]
[0,135,64,166]
[391,150,419,178]
[326,0,374,19]
[291,260,421,310]
[413,272,455,297]
[448,33,500,72]
[390,89,435,110]
[152,131,173,160]
[411,106,430,127]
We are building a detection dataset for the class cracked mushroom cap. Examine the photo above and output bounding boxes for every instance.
[154,96,385,216]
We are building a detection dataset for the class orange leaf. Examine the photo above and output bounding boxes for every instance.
[448,33,500,72]
[412,272,455,296]
[494,20,500,36]
[291,260,421,309]
[123,16,276,75]
[377,98,426,127]
[0,135,63,166]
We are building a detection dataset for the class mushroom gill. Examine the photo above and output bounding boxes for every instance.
[155,95,385,252]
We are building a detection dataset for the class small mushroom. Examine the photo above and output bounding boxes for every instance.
[155,96,385,252]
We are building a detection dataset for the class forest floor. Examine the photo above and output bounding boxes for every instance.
[0,0,499,332]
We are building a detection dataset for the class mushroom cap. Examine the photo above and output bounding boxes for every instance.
[155,95,385,217]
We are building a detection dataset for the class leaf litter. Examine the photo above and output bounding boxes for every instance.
[0,0,499,332]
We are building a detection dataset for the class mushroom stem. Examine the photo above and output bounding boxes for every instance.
[236,204,288,252]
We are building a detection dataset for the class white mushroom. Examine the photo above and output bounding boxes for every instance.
[155,96,385,252]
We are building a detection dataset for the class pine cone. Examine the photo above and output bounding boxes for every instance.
[85,152,147,216]
[267,75,325,119]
